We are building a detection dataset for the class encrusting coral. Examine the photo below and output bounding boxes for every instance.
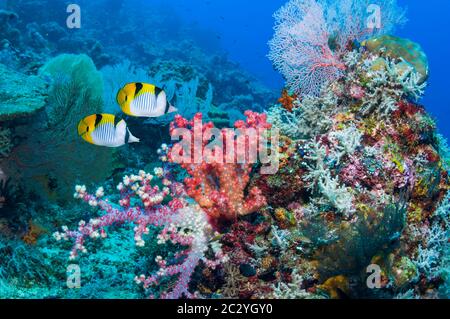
[0,63,47,121]
[363,35,429,84]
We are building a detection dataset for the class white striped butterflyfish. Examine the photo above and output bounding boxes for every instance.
[78,114,140,147]
[116,82,177,118]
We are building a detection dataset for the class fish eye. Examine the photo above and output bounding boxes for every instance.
[125,96,128,101]
[86,127,89,132]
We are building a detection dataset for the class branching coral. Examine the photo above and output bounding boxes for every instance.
[267,90,337,139]
[271,270,322,299]
[413,191,449,280]
[1,0,447,300]
[415,223,448,279]
[341,50,428,118]
[54,169,226,299]
[301,125,363,216]
[328,125,362,164]
[260,6,447,296]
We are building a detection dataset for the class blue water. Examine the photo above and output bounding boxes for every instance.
[170,0,450,139]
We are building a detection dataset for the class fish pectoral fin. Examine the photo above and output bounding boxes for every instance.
[168,105,178,113]
[127,128,140,144]
[114,120,127,144]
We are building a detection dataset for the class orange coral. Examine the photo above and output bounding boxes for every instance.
[22,219,47,245]
[278,135,297,168]
[334,112,355,124]
[318,275,350,299]
[278,89,298,112]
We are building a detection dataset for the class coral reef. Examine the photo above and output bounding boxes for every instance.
[261,35,448,298]
[0,0,448,301]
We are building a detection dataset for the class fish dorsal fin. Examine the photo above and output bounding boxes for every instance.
[115,118,126,130]
[97,114,117,127]
[114,115,122,127]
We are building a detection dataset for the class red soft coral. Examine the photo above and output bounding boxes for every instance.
[169,111,269,229]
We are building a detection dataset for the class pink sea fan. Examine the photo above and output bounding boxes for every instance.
[268,0,406,96]
[269,0,346,96]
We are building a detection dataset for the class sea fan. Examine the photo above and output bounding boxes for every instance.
[268,0,406,96]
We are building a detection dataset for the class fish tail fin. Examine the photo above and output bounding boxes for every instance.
[127,128,140,144]
[167,87,178,114]
[168,105,178,113]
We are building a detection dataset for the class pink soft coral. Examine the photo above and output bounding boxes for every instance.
[54,169,226,299]
[168,111,269,229]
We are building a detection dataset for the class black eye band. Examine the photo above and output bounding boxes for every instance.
[135,83,143,96]
[94,114,103,127]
